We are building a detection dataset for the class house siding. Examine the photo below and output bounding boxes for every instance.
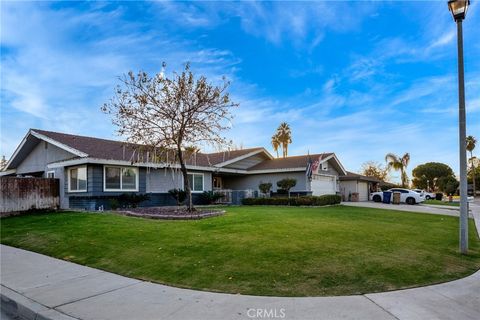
[63,164,146,197]
[146,169,212,193]
[223,171,308,192]
[17,141,75,175]
[66,165,211,210]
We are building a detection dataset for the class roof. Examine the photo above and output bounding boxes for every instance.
[6,129,345,174]
[339,171,381,182]
[247,153,332,171]
[31,129,264,167]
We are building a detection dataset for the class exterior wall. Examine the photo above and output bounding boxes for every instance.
[146,168,182,192]
[340,180,358,201]
[339,180,370,201]
[146,168,212,193]
[223,171,308,192]
[16,141,75,175]
[14,141,72,209]
[64,164,147,206]
[66,165,211,210]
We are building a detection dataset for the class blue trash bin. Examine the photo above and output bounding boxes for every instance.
[383,191,392,204]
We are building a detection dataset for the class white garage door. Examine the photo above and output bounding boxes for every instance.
[357,181,369,201]
[311,175,336,196]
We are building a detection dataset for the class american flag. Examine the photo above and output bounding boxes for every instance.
[306,155,320,180]
[306,157,313,180]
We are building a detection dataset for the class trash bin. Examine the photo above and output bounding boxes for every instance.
[392,192,401,205]
[351,192,359,202]
[382,191,392,204]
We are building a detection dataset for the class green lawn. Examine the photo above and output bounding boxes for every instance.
[1,206,479,296]
[424,199,460,207]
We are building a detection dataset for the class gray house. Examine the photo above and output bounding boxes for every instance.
[2,129,349,209]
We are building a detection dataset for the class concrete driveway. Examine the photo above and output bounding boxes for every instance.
[341,201,468,217]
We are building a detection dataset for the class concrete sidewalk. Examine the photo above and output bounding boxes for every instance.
[1,245,479,320]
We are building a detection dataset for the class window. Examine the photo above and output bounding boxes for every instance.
[321,162,329,171]
[68,166,87,192]
[47,171,55,179]
[104,166,138,191]
[187,173,204,192]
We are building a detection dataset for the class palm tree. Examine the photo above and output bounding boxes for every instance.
[385,152,410,188]
[271,134,281,158]
[276,122,292,158]
[466,135,477,196]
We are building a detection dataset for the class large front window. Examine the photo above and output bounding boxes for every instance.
[68,166,87,192]
[104,166,138,191]
[187,173,204,192]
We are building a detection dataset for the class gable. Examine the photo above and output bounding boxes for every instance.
[16,140,78,174]
[224,152,272,170]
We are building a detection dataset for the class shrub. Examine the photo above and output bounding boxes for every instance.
[435,193,443,201]
[199,191,224,205]
[168,188,187,206]
[118,193,150,208]
[109,198,119,210]
[242,194,341,206]
[276,178,297,196]
[258,182,272,195]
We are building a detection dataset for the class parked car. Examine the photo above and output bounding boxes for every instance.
[413,189,436,200]
[370,188,425,205]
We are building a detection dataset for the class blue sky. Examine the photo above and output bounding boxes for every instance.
[1,1,479,182]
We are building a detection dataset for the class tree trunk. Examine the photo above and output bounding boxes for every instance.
[177,146,194,211]
[471,152,476,197]
[401,169,407,188]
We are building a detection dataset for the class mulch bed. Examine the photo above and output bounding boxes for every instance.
[116,206,225,220]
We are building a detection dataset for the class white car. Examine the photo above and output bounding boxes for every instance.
[370,188,425,205]
[413,189,436,200]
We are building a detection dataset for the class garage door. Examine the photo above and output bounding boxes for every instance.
[357,181,369,201]
[310,175,336,196]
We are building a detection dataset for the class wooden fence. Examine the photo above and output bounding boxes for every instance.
[0,177,59,215]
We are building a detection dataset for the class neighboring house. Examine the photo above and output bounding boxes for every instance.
[339,171,380,202]
[1,129,347,209]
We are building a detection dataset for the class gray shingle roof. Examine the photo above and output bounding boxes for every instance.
[32,129,263,167]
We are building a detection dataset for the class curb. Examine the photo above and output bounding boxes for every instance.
[1,285,77,320]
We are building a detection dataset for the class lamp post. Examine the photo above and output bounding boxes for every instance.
[448,0,470,254]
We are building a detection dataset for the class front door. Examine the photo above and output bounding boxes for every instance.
[213,176,223,190]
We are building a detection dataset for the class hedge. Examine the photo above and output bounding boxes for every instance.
[241,194,341,206]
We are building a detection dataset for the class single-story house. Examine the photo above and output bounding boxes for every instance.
[1,129,372,209]
[339,171,380,202]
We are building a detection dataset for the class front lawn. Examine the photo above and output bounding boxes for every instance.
[424,199,460,207]
[1,206,479,296]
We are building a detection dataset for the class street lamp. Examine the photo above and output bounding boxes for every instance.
[448,0,470,254]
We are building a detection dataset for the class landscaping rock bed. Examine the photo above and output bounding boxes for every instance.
[117,207,225,220]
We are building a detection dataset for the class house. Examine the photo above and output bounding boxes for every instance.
[2,129,349,209]
[339,171,380,202]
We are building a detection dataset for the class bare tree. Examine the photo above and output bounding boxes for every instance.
[102,63,238,211]
[360,161,389,181]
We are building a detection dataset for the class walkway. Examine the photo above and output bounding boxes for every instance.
[2,202,480,320]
